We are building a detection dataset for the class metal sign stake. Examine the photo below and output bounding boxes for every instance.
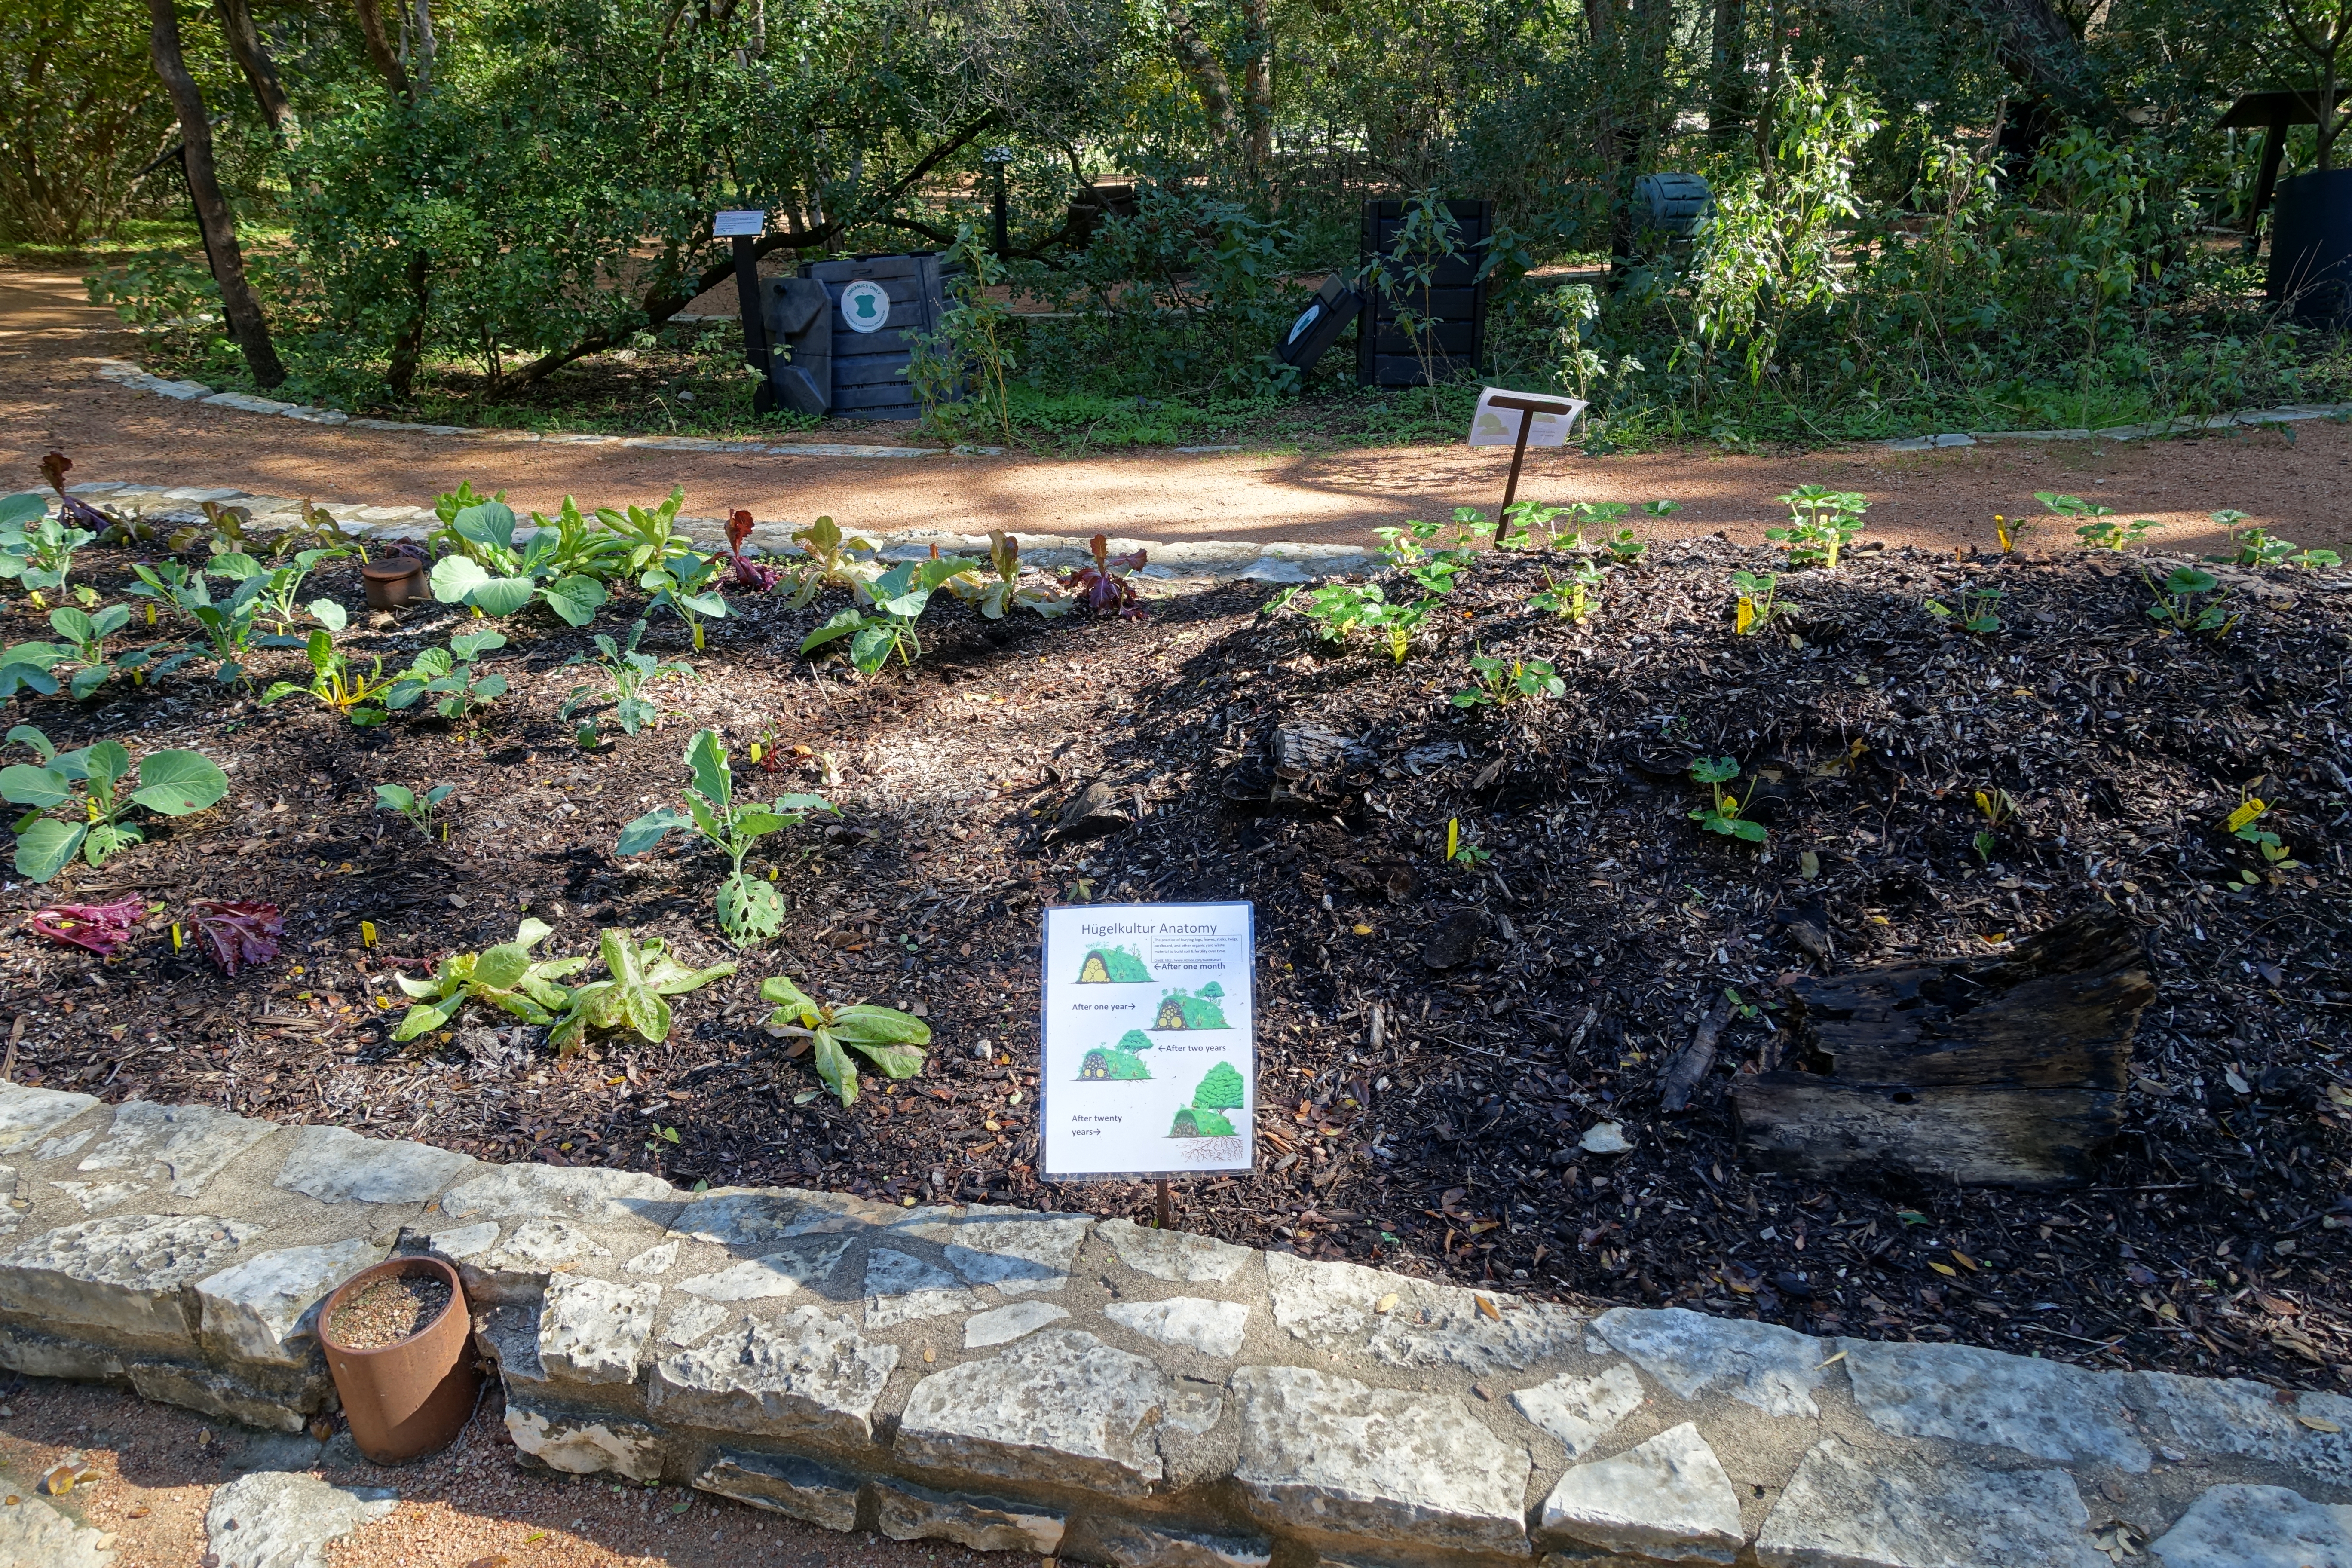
[1156,1178,1173,1230]
[1480,391,1579,545]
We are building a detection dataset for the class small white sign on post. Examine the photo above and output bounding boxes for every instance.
[712,209,766,238]
[1468,385,1586,448]
[1039,902,1256,1179]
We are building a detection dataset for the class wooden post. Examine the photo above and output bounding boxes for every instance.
[1155,1178,1172,1230]
[1482,392,1577,545]
[733,236,771,376]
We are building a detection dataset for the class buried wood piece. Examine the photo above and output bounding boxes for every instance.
[1731,909,2153,1188]
[1658,990,1734,1113]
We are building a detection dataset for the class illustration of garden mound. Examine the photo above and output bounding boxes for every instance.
[1168,1061,1246,1161]
[1078,1029,1155,1081]
[1077,943,1152,983]
[1152,980,1229,1029]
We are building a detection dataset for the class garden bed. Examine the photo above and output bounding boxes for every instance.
[3,516,2347,1399]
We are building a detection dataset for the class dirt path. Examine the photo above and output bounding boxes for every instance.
[6,268,2348,556]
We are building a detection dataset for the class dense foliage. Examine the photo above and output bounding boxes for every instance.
[34,0,2352,440]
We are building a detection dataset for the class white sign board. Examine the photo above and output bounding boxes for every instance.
[1467,386,1587,448]
[839,280,892,333]
[713,209,766,238]
[1039,903,1255,1178]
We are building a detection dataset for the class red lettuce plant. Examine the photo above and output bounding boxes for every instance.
[190,899,282,974]
[29,897,144,956]
[1062,533,1147,618]
[725,509,783,591]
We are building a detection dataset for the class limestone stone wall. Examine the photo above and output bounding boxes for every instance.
[0,1084,2343,1567]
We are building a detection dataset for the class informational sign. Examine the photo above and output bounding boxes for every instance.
[1467,385,1586,448]
[713,209,767,238]
[839,280,892,334]
[1039,903,1255,1179]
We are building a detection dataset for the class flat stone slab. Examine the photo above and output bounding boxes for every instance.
[2138,1372,2352,1484]
[538,1276,659,1384]
[1841,1338,2151,1472]
[0,1214,262,1344]
[695,1449,861,1530]
[1104,1296,1250,1358]
[1755,1436,2106,1568]
[206,1469,397,1568]
[965,1300,1069,1348]
[273,1126,473,1205]
[874,1477,1066,1554]
[675,1236,853,1302]
[196,1239,382,1366]
[1512,1361,1648,1456]
[865,1248,985,1328]
[1537,1421,1744,1563]
[1100,1218,1254,1283]
[1264,1253,1397,1350]
[0,1488,116,1567]
[77,1102,276,1197]
[0,1086,97,1154]
[1368,1283,1583,1374]
[1082,1519,1274,1568]
[2150,1484,2352,1568]
[439,1164,681,1227]
[505,1400,663,1481]
[899,1328,1170,1495]
[649,1307,897,1445]
[1231,1364,1531,1555]
[1597,1306,1826,1417]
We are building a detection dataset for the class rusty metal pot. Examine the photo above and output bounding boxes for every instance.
[361,558,426,609]
[318,1255,478,1463]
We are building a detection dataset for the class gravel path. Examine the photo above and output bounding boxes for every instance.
[0,1375,989,1568]
[4,269,2348,557]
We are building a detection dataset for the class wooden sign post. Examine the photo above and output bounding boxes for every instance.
[714,209,772,410]
[1467,387,1587,544]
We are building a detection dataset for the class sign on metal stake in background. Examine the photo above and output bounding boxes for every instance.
[714,209,774,410]
[1467,386,1586,544]
[1039,903,1256,1185]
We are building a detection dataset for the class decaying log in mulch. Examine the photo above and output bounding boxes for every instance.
[1732,910,2154,1188]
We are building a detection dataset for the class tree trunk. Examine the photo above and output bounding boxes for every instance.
[1240,0,1274,178]
[147,0,285,389]
[351,0,413,104]
[1706,0,1748,148]
[1164,0,1241,154]
[1975,0,2106,123]
[1730,909,2153,1188]
[214,0,297,141]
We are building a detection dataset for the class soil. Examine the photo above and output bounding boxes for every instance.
[3,517,2346,1399]
[6,269,2352,558]
[0,1371,995,1567]
[328,1274,453,1351]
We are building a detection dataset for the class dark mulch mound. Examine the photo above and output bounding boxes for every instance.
[5,530,2347,1393]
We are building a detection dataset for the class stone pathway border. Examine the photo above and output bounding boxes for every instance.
[53,479,1378,584]
[90,353,2352,463]
[0,1082,2340,1568]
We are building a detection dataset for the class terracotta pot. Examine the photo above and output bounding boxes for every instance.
[362,558,426,609]
[318,1256,478,1463]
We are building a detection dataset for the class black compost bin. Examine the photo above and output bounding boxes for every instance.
[763,251,952,420]
[1355,199,1494,388]
[2269,168,2352,325]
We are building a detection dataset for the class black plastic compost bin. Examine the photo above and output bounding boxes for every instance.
[761,251,952,420]
[2269,168,2352,325]
[1355,199,1493,388]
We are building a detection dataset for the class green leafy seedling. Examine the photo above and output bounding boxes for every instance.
[561,619,697,738]
[391,918,589,1040]
[759,974,930,1106]
[1451,653,1565,708]
[262,630,396,725]
[1767,486,1868,570]
[548,928,736,1053]
[0,725,229,881]
[374,781,454,837]
[618,729,837,947]
[1688,755,1767,843]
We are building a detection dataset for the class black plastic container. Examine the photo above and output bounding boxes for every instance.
[1355,199,1494,388]
[2269,168,2352,325]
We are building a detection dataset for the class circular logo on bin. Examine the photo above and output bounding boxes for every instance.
[840,281,891,333]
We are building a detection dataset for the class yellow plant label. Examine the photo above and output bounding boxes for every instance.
[360,920,377,948]
[2226,799,2266,833]
[1735,597,1755,634]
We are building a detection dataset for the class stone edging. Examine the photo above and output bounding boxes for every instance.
[58,480,1377,584]
[1876,402,2352,451]
[0,1083,2340,1568]
[92,352,2352,462]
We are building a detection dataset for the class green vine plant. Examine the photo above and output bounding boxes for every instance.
[2223,794,2299,890]
[1530,561,1605,623]
[760,975,931,1106]
[561,619,698,742]
[1452,652,1565,707]
[1767,486,1869,570]
[2039,491,2160,552]
[618,729,837,947]
[1688,756,1767,843]
[1730,570,1782,634]
[2205,510,2341,570]
[1,725,229,881]
[2142,566,2231,636]
[1924,582,2005,635]
[374,781,454,839]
